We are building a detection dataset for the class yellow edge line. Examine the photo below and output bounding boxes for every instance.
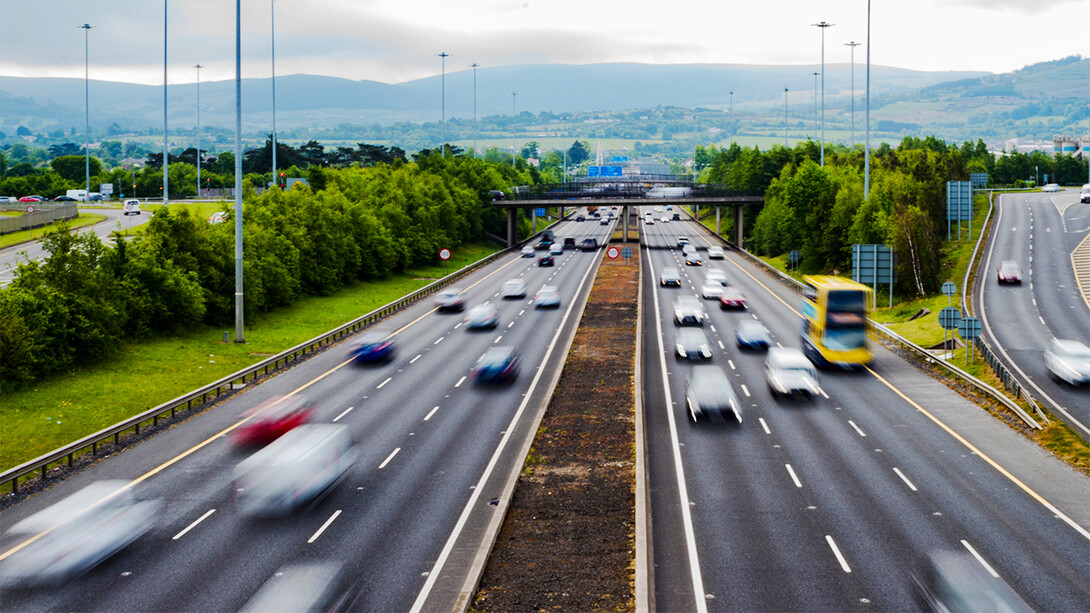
[1,253,524,562]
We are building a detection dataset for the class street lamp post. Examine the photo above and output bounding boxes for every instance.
[194,63,203,198]
[271,0,278,187]
[865,0,871,198]
[812,21,834,166]
[438,52,449,157]
[845,41,860,149]
[728,90,734,123]
[471,62,479,159]
[80,24,92,203]
[511,90,518,165]
[234,0,244,342]
[784,86,789,148]
[812,71,820,140]
[162,0,169,206]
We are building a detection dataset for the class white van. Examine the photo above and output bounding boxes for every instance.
[1081,184,1090,204]
[122,199,141,215]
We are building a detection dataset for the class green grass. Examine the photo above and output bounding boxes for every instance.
[0,242,500,473]
[0,213,109,249]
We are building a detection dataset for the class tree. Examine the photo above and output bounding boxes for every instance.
[16,126,32,136]
[567,141,590,165]
[48,143,83,158]
[51,155,103,183]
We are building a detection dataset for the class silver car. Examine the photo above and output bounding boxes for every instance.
[676,328,713,360]
[685,365,742,423]
[707,246,725,259]
[765,347,820,398]
[1044,338,1090,386]
[673,295,706,326]
[502,278,528,299]
[0,481,161,586]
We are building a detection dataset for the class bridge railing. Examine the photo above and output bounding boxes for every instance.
[505,182,763,201]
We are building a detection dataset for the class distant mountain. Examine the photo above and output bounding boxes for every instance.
[0,62,988,133]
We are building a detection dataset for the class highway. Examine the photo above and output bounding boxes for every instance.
[0,211,615,611]
[0,205,152,287]
[977,188,1090,439]
[640,207,1090,611]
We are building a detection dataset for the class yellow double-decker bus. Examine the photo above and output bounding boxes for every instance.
[800,276,873,368]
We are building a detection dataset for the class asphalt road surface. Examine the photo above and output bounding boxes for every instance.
[640,207,1090,612]
[977,189,1090,439]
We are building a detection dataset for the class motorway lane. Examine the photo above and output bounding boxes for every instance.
[979,190,1090,438]
[0,205,152,287]
[642,210,1090,611]
[0,212,614,611]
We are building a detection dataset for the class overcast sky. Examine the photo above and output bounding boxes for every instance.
[0,0,1084,86]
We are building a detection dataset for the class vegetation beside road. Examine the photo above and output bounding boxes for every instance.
[0,212,108,249]
[0,242,498,473]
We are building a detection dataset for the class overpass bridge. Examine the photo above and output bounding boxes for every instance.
[490,179,764,247]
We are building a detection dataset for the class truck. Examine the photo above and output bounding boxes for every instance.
[66,189,89,202]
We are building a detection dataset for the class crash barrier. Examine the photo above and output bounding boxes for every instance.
[0,203,78,235]
[0,230,555,495]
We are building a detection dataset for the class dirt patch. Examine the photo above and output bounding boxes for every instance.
[474,245,639,612]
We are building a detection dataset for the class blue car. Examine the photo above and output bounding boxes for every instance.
[349,331,397,363]
[473,347,520,383]
[735,320,771,351]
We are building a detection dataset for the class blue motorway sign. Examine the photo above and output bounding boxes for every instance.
[535,208,546,217]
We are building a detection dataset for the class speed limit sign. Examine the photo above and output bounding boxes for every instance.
[439,248,451,260]
[26,205,35,214]
[606,246,620,259]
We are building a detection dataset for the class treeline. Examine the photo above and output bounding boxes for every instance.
[701,136,1089,298]
[0,154,528,388]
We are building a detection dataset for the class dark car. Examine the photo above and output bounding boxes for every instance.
[563,237,577,250]
[349,331,397,364]
[660,267,682,287]
[231,395,316,447]
[672,213,681,221]
[473,346,520,383]
[538,254,555,267]
[53,195,78,202]
[576,214,585,222]
[685,366,742,423]
[580,238,599,252]
[735,320,772,350]
[997,260,1022,284]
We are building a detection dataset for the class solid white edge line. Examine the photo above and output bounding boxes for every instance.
[376,377,392,389]
[332,406,355,422]
[759,417,771,435]
[961,539,1000,578]
[648,255,710,613]
[424,406,440,421]
[785,464,802,488]
[454,375,467,388]
[826,535,852,573]
[410,239,602,613]
[172,508,216,541]
[378,447,401,469]
[307,510,342,544]
[848,420,866,437]
[893,467,918,492]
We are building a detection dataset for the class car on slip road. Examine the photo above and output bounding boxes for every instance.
[997,260,1022,285]
[1044,338,1090,386]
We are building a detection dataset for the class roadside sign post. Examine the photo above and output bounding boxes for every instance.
[940,281,958,351]
[938,306,961,355]
[852,244,896,309]
[946,181,974,242]
[439,247,450,275]
[607,246,620,260]
[621,246,633,263]
[789,250,800,271]
[957,316,981,366]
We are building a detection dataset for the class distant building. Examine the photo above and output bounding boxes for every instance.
[1053,134,1090,159]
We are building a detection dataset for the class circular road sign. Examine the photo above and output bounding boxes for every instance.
[26,205,35,214]
[607,246,620,259]
[438,248,451,261]
[938,307,962,330]
[941,281,957,296]
[958,316,982,340]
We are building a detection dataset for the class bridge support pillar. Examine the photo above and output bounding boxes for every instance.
[715,207,721,235]
[734,205,744,248]
[507,209,518,247]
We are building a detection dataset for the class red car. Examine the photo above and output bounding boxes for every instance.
[18,195,44,202]
[719,288,747,310]
[997,260,1022,285]
[232,396,316,447]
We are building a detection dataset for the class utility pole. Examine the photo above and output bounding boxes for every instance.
[271,0,278,186]
[195,63,203,197]
[865,0,872,198]
[438,52,449,157]
[80,24,92,203]
[471,62,479,158]
[162,0,169,206]
[234,0,244,342]
[511,90,518,165]
[784,86,789,147]
[812,21,834,166]
[845,41,860,149]
[812,71,820,141]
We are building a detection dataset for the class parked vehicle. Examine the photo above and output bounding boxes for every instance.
[18,195,44,202]
[233,424,357,517]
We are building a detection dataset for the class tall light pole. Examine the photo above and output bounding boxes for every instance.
[845,41,860,149]
[162,0,169,206]
[812,21,834,166]
[511,90,518,165]
[271,0,278,186]
[234,0,244,342]
[812,71,820,141]
[728,90,734,123]
[784,86,789,148]
[865,0,871,198]
[471,62,479,159]
[437,52,449,157]
[80,24,92,202]
[194,63,203,198]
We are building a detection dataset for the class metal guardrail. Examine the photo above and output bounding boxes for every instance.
[0,203,78,235]
[717,235,1043,430]
[0,240,530,495]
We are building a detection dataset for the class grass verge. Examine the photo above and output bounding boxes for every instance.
[0,242,499,473]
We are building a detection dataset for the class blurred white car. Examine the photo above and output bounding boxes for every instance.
[534,285,561,308]
[233,424,356,517]
[705,268,728,286]
[502,278,528,299]
[707,246,725,259]
[700,281,724,300]
[765,347,820,398]
[241,562,356,613]
[1041,183,1061,192]
[1044,338,1090,386]
[0,481,161,586]
[520,245,536,258]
